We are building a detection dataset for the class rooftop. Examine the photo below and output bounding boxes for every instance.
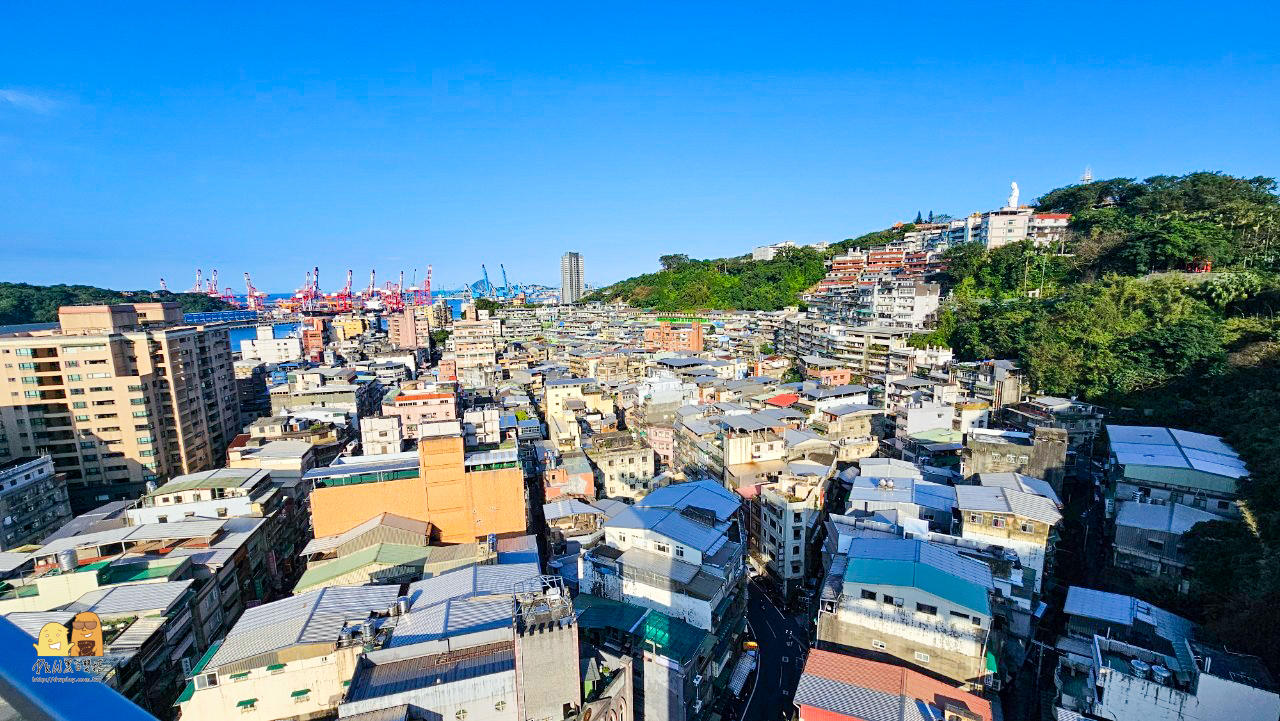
[843,538,994,616]
[145,468,269,497]
[794,649,993,721]
[1107,425,1247,480]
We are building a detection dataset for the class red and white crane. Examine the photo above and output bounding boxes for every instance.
[244,273,267,311]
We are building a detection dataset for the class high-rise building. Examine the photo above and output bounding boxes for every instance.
[0,303,239,512]
[561,251,584,304]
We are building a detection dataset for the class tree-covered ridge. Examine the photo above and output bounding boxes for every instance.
[0,283,235,326]
[913,172,1280,671]
[585,225,915,310]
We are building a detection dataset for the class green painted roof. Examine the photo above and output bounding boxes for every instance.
[100,561,182,584]
[294,543,433,592]
[575,594,709,665]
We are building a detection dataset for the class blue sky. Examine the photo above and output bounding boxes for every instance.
[2,3,1278,292]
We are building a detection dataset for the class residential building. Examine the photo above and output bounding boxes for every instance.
[1112,501,1218,580]
[756,474,822,597]
[0,456,72,550]
[233,360,271,428]
[1055,586,1280,721]
[579,480,747,700]
[963,427,1068,494]
[0,303,239,512]
[1003,395,1105,454]
[644,321,706,353]
[1105,425,1247,518]
[380,384,459,439]
[950,360,1023,410]
[308,434,527,542]
[359,415,404,455]
[795,650,993,721]
[238,325,303,364]
[816,538,998,690]
[586,431,657,500]
[562,251,585,304]
[954,480,1062,594]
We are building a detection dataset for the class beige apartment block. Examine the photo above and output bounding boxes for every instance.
[0,303,238,512]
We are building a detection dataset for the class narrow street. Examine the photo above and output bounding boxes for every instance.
[741,580,808,721]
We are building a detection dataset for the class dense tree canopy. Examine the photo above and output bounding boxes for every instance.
[0,283,234,326]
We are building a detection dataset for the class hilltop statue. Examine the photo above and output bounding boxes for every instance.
[1008,181,1019,208]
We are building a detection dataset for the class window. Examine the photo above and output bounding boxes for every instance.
[654,542,670,554]
[914,651,931,663]
[675,547,684,558]
[916,603,938,616]
[217,508,229,518]
[157,515,167,523]
[991,517,1006,528]
[1218,500,1230,510]
[1020,522,1034,533]
[72,402,87,408]
[1147,539,1165,550]
[882,593,897,605]
[66,374,82,382]
[70,388,84,395]
[968,513,982,524]
[861,589,877,601]
[871,639,887,650]
[792,528,801,541]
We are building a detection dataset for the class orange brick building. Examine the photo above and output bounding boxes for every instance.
[643,321,705,353]
[310,435,526,542]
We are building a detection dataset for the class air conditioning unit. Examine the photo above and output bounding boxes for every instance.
[693,674,703,686]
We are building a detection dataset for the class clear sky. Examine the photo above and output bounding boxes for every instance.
[2,2,1278,292]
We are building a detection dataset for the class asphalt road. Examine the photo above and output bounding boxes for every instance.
[741,580,808,721]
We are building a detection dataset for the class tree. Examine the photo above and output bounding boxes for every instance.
[659,254,691,271]
[914,211,924,224]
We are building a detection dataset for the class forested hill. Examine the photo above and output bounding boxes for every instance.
[583,226,912,310]
[0,283,234,326]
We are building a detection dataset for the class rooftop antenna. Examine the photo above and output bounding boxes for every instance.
[1081,165,1093,183]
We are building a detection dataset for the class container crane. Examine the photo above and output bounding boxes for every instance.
[481,264,492,299]
[337,269,354,312]
[189,269,203,294]
[244,273,266,311]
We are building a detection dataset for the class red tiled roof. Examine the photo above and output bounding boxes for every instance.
[799,650,993,721]
[765,393,800,407]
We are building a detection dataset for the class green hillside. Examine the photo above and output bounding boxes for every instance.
[0,283,235,326]
[584,226,914,310]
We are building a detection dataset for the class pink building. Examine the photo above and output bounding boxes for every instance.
[382,388,457,438]
[647,424,675,468]
[644,321,705,352]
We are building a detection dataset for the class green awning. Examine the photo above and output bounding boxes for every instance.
[175,682,195,705]
[266,663,286,671]
[342,680,351,687]
[986,651,998,673]
[230,672,250,679]
[236,699,258,708]
[290,689,311,698]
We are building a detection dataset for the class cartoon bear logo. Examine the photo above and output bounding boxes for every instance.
[34,622,69,656]
[70,612,103,657]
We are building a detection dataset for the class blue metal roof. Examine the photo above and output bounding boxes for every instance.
[843,539,993,616]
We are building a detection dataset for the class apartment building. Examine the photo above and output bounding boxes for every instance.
[308,434,527,542]
[238,325,303,364]
[579,481,746,717]
[586,431,657,500]
[809,279,941,330]
[1105,425,1246,518]
[950,360,1023,410]
[233,360,271,427]
[963,427,1069,494]
[268,367,383,421]
[448,318,501,370]
[644,321,706,353]
[756,474,822,596]
[0,455,73,550]
[1055,586,1280,721]
[562,251,585,303]
[359,416,404,455]
[380,384,458,439]
[817,538,998,690]
[0,303,239,512]
[955,480,1062,594]
[1003,395,1105,453]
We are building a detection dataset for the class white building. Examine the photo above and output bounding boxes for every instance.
[561,251,585,304]
[239,325,304,363]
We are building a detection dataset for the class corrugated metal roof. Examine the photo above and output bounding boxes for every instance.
[34,519,228,557]
[300,513,431,556]
[209,585,402,669]
[67,579,193,616]
[618,548,699,584]
[543,499,603,521]
[955,485,1062,525]
[147,468,267,496]
[1115,501,1218,534]
[795,649,993,721]
[976,472,1062,507]
[346,645,514,702]
[0,552,32,573]
[843,539,993,616]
